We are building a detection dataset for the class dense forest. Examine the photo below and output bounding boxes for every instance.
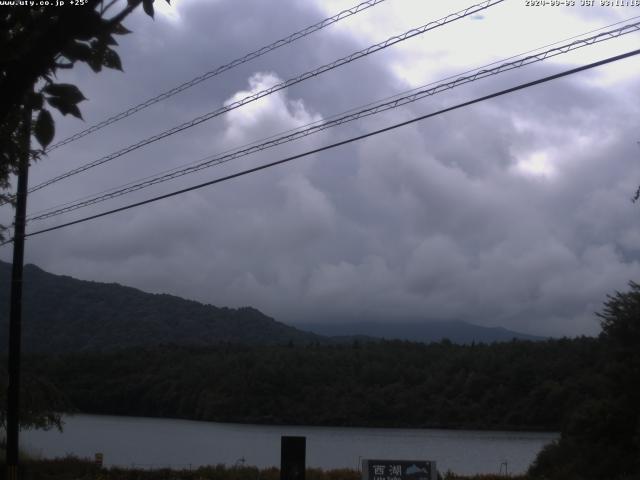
[22,337,603,431]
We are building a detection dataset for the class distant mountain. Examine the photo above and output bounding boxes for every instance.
[296,319,545,344]
[0,260,544,353]
[0,261,320,353]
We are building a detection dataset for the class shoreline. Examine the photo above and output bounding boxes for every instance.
[23,414,555,475]
[56,412,561,435]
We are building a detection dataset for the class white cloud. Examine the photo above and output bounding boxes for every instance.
[223,72,323,145]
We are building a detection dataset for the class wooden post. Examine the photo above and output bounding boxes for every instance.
[6,94,32,480]
[280,436,305,480]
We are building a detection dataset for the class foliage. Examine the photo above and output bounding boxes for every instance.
[0,365,70,434]
[0,0,168,239]
[529,281,640,480]
[22,337,602,431]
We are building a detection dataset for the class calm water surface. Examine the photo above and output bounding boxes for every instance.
[23,414,557,475]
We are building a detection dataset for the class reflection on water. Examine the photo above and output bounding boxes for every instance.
[23,414,557,475]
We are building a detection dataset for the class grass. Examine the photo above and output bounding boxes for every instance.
[0,456,527,480]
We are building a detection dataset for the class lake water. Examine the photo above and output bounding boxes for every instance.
[23,414,557,476]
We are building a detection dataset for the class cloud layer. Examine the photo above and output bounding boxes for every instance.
[2,0,640,336]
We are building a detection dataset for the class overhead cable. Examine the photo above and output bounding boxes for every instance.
[29,13,639,219]
[45,0,388,152]
[26,19,640,222]
[1,47,635,245]
[24,0,504,196]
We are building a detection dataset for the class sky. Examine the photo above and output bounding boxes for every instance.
[2,0,640,336]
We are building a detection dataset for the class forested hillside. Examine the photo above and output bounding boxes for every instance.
[24,337,602,431]
[0,261,546,351]
[0,261,320,352]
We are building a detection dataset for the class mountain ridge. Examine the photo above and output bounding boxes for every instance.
[1,260,545,352]
[296,319,545,344]
[0,260,320,353]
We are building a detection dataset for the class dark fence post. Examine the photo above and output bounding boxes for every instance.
[6,90,32,480]
[280,436,305,480]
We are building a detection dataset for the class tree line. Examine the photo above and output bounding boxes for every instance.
[22,337,602,432]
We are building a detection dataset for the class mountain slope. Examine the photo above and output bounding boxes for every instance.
[0,261,320,353]
[0,260,544,352]
[296,319,545,344]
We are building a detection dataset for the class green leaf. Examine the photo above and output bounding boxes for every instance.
[34,109,55,148]
[29,92,44,110]
[87,57,102,72]
[62,41,92,62]
[103,48,122,71]
[87,40,112,72]
[46,96,83,120]
[87,42,104,73]
[142,0,154,18]
[112,23,132,35]
[74,11,105,40]
[43,83,86,105]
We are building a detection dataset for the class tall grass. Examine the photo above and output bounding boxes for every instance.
[0,457,527,480]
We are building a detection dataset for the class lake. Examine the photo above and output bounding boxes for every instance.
[23,414,557,476]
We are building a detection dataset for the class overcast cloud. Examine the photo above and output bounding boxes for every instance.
[2,0,640,336]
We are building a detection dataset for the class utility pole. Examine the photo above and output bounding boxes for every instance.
[6,94,32,480]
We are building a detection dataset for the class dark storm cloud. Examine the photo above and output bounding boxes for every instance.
[2,0,639,337]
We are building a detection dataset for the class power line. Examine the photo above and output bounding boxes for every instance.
[23,0,504,197]
[26,19,640,222]
[2,47,636,245]
[25,12,640,218]
[45,0,388,152]
[26,13,640,219]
